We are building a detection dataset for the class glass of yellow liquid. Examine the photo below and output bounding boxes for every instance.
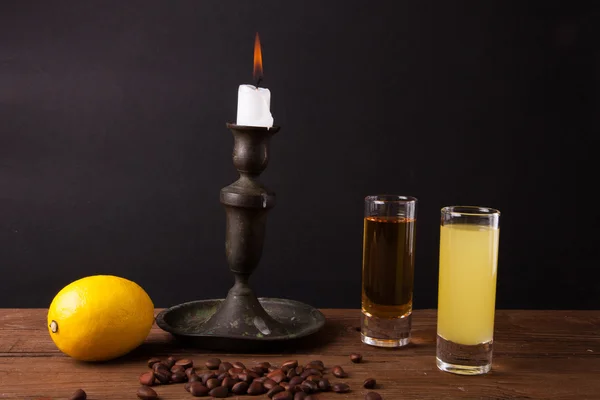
[436,206,500,375]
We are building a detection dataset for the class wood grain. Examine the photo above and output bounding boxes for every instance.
[0,309,599,399]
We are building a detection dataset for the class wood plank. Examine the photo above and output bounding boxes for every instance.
[0,309,599,399]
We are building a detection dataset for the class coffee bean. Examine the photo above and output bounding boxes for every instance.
[242,371,261,382]
[350,352,363,363]
[280,382,291,391]
[217,372,229,381]
[136,385,158,400]
[309,360,324,367]
[232,361,246,369]
[222,376,238,388]
[171,364,186,374]
[267,369,286,383]
[189,382,210,397]
[294,392,307,400]
[302,380,318,393]
[209,386,229,398]
[363,377,377,389]
[282,360,298,369]
[152,362,169,373]
[154,369,170,384]
[232,381,249,395]
[189,374,202,383]
[289,376,304,387]
[254,376,268,383]
[247,380,266,395]
[185,367,196,378]
[295,366,304,375]
[206,378,220,390]
[267,385,285,398]
[165,356,177,368]
[69,389,86,400]
[305,375,320,383]
[175,358,193,369]
[332,365,347,378]
[147,358,161,369]
[304,363,324,372]
[273,391,293,400]
[268,366,278,372]
[332,383,350,393]
[205,357,221,370]
[228,367,244,376]
[251,366,266,375]
[184,382,192,392]
[365,392,383,400]
[318,378,331,391]
[219,361,233,372]
[286,368,297,379]
[257,361,271,371]
[263,378,278,390]
[139,372,155,386]
[171,370,187,383]
[202,372,217,385]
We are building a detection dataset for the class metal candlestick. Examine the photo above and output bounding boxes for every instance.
[156,123,325,350]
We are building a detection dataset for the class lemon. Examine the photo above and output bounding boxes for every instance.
[47,275,155,361]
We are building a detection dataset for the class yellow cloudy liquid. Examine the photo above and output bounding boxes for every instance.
[437,223,499,345]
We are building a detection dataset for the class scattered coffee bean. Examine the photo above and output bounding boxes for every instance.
[206,357,221,370]
[217,372,229,381]
[175,358,193,369]
[139,371,155,386]
[257,361,271,371]
[289,376,304,387]
[222,376,238,388]
[202,372,217,385]
[165,356,177,368]
[136,385,158,400]
[219,361,233,372]
[332,365,347,378]
[232,361,246,369]
[206,378,220,389]
[365,391,383,400]
[309,360,324,367]
[251,366,266,375]
[209,385,229,398]
[152,362,169,373]
[154,369,170,384]
[69,389,86,400]
[287,368,297,379]
[305,375,320,383]
[185,367,196,378]
[247,380,266,395]
[304,363,324,372]
[189,374,202,383]
[263,378,278,389]
[350,352,363,363]
[147,358,161,369]
[171,370,187,383]
[294,392,307,400]
[282,360,299,369]
[171,364,185,374]
[184,381,192,392]
[232,381,249,395]
[332,382,350,393]
[189,382,210,397]
[273,391,294,400]
[301,380,318,393]
[363,377,377,389]
[267,385,285,398]
[267,369,286,383]
[318,378,331,391]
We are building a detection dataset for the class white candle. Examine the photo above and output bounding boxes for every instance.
[236,84,274,127]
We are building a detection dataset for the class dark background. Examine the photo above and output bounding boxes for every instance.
[0,1,596,309]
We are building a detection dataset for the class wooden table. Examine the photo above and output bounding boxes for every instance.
[1,309,599,399]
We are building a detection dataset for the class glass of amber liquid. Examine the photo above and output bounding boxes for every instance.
[436,206,501,375]
[361,195,417,347]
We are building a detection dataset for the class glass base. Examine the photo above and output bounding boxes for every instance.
[436,335,492,375]
[361,310,411,348]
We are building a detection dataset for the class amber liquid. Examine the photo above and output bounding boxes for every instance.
[362,216,416,319]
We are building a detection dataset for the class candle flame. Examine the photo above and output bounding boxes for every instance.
[253,32,263,86]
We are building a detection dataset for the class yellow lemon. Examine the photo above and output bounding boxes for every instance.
[47,275,155,361]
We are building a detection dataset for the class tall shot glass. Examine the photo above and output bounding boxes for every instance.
[361,195,417,347]
[436,206,501,375]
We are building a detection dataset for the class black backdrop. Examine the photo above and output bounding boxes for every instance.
[0,1,596,309]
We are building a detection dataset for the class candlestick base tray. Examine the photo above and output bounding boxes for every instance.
[156,297,325,351]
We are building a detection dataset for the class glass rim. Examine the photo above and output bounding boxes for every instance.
[441,205,500,217]
[365,195,417,204]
